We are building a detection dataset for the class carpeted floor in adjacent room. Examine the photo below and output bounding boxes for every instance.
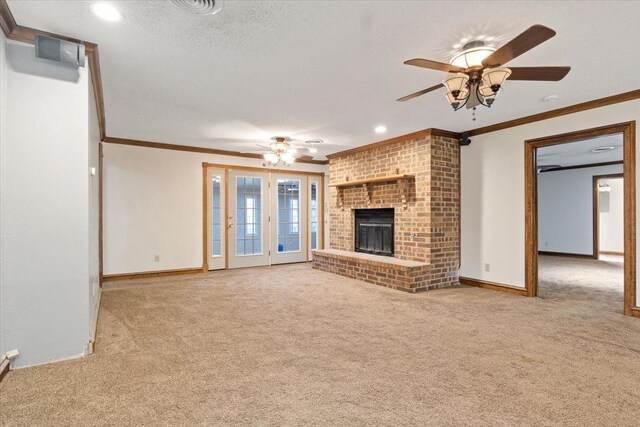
[538,254,624,312]
[1,262,640,426]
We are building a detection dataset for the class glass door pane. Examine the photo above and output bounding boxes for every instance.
[308,177,323,260]
[206,167,225,270]
[212,175,222,257]
[236,177,263,256]
[277,179,301,253]
[310,180,318,251]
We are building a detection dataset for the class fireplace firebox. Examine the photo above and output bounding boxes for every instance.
[354,208,394,257]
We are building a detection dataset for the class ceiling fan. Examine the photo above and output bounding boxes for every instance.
[397,25,571,118]
[242,137,316,166]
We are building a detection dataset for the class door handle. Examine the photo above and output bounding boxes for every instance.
[228,223,234,228]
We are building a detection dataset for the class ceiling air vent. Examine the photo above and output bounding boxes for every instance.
[171,0,224,15]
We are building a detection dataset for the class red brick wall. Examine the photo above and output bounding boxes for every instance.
[326,131,460,288]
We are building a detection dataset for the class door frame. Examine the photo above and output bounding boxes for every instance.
[593,173,624,260]
[202,162,325,271]
[524,121,637,317]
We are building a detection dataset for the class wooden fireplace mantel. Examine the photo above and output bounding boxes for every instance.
[330,174,415,210]
[328,174,414,188]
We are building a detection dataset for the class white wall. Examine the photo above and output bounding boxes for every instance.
[103,143,329,275]
[599,177,624,253]
[538,164,623,255]
[0,32,7,357]
[461,98,640,308]
[0,41,91,367]
[88,65,101,341]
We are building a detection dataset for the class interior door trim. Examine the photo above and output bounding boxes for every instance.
[524,121,637,317]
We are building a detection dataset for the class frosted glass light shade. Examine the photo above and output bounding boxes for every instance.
[478,84,495,97]
[482,67,512,88]
[451,47,495,68]
[443,73,469,94]
[444,90,468,104]
[264,153,279,164]
[281,153,295,164]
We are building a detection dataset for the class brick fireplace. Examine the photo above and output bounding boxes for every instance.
[313,129,460,293]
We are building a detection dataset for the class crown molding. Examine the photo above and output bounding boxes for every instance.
[467,89,640,137]
[104,136,330,165]
[0,0,16,36]
[0,0,105,140]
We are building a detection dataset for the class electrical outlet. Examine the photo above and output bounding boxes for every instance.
[154,255,160,262]
[484,263,491,272]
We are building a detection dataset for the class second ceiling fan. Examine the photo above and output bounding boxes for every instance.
[242,136,315,166]
[397,25,571,115]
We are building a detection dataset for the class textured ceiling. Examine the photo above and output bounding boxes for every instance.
[537,134,624,168]
[8,1,640,159]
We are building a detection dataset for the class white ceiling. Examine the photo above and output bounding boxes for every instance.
[537,134,623,168]
[8,1,640,158]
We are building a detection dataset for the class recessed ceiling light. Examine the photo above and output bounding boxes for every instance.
[90,3,123,22]
[375,125,387,134]
[592,146,616,153]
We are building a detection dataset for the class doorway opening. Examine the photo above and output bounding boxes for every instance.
[525,122,637,317]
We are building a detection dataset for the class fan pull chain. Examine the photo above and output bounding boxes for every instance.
[472,107,477,121]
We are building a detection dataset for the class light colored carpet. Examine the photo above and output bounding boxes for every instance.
[539,254,624,313]
[2,263,640,426]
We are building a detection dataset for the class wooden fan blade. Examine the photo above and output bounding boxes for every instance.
[404,58,464,73]
[482,25,556,67]
[293,154,313,161]
[507,66,571,81]
[397,83,444,102]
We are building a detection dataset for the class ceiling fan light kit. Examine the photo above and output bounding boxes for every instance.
[244,136,320,166]
[263,137,296,166]
[398,25,571,120]
[442,66,512,114]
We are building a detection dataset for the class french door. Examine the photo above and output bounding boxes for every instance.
[228,170,270,269]
[204,165,323,270]
[271,174,307,264]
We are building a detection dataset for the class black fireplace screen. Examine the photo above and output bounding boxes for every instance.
[354,208,394,257]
